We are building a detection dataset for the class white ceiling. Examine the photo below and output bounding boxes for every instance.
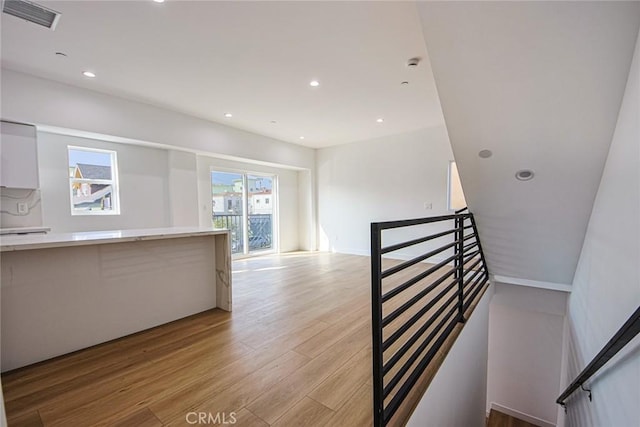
[1,0,444,148]
[418,1,640,284]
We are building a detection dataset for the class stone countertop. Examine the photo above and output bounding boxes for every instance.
[0,227,229,252]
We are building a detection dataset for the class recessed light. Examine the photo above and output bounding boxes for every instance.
[376,118,384,123]
[82,71,96,78]
[478,149,493,159]
[407,57,421,67]
[515,169,535,181]
[299,136,305,140]
[270,120,277,124]
[153,0,165,3]
[224,113,233,118]
[309,80,320,87]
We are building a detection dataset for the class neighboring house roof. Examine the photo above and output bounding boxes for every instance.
[76,164,111,180]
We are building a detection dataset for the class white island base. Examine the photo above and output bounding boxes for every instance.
[0,227,231,372]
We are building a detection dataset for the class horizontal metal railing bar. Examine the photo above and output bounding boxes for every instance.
[463,276,489,312]
[382,254,457,303]
[463,270,484,290]
[374,214,470,231]
[463,233,476,242]
[384,313,460,423]
[462,269,481,287]
[462,268,483,288]
[463,258,483,276]
[382,267,457,329]
[383,290,459,375]
[462,282,483,308]
[462,271,485,296]
[381,241,459,279]
[382,275,458,351]
[383,300,458,397]
[463,279,488,313]
[455,207,468,214]
[464,248,479,257]
[380,228,457,255]
[556,305,640,406]
[463,250,480,262]
[463,254,482,270]
[463,225,473,230]
[461,269,484,293]
[463,241,478,252]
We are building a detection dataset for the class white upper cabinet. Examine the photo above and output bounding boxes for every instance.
[0,121,39,189]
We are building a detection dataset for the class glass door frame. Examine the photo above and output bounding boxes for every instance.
[210,167,278,259]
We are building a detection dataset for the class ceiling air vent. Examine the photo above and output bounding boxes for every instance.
[3,0,61,30]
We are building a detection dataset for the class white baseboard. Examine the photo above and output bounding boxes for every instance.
[331,247,370,257]
[489,402,556,427]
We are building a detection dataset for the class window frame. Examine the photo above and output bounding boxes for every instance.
[68,146,121,216]
[210,166,279,258]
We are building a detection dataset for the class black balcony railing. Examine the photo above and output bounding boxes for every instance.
[370,209,489,426]
[213,213,272,254]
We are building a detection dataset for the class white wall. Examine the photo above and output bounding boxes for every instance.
[297,169,316,251]
[407,284,493,427]
[316,126,454,258]
[38,132,172,232]
[487,283,567,427]
[196,156,302,253]
[562,30,640,427]
[1,70,314,170]
[0,188,43,229]
[168,150,199,227]
[35,132,304,249]
[0,70,315,247]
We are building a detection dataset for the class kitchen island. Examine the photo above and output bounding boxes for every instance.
[0,227,231,371]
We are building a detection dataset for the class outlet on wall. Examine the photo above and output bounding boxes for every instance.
[17,202,28,215]
[423,202,433,210]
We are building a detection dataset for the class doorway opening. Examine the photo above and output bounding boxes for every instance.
[211,170,277,256]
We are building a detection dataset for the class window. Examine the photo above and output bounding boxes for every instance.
[448,161,467,211]
[68,146,119,215]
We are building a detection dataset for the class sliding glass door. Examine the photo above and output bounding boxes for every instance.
[211,170,276,256]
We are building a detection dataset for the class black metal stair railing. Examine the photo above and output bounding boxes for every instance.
[370,209,490,426]
[556,305,640,410]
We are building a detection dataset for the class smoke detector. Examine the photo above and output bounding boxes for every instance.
[3,0,61,30]
[406,57,421,68]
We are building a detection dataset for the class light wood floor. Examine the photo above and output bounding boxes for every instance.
[487,409,541,427]
[2,253,375,426]
[1,252,481,426]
